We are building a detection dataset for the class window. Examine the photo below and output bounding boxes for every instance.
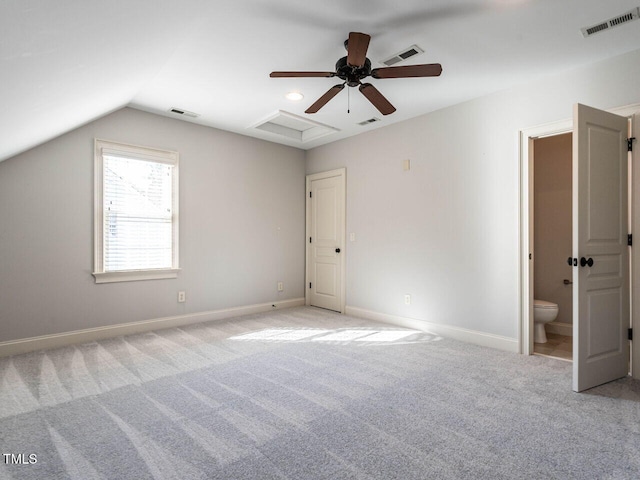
[93,139,179,283]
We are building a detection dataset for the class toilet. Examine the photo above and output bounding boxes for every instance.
[533,299,559,343]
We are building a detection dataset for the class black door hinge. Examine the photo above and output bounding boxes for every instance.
[629,234,633,246]
[309,191,312,198]
[629,328,633,341]
[628,137,636,152]
[309,282,312,289]
[309,237,312,243]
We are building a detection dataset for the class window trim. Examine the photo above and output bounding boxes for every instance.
[93,139,180,284]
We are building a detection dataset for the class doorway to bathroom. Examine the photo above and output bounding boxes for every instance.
[532,133,573,361]
[520,102,640,391]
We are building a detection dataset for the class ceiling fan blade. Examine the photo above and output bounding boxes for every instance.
[359,83,396,115]
[346,32,371,68]
[371,63,443,79]
[305,84,345,114]
[270,71,335,78]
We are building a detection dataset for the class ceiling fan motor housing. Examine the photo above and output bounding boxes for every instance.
[335,56,372,87]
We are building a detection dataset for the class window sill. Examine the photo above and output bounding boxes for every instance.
[92,268,181,284]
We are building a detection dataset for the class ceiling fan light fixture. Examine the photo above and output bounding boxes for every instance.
[285,91,304,101]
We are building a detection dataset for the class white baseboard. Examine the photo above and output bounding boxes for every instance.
[345,306,519,353]
[0,298,305,357]
[546,321,572,337]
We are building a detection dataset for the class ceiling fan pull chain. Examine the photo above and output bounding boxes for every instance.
[347,86,350,114]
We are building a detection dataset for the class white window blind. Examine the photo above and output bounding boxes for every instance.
[104,155,173,271]
[94,140,179,283]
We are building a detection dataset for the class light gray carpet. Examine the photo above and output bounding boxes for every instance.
[1,306,639,479]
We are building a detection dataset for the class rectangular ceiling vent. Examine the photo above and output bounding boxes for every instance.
[358,117,380,126]
[581,7,640,37]
[252,111,339,143]
[380,44,424,66]
[169,108,199,118]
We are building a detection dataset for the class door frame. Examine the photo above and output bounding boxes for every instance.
[518,103,639,380]
[305,168,346,313]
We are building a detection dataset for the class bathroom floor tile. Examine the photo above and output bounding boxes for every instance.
[534,333,572,361]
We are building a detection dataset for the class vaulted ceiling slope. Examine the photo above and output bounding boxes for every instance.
[2,0,640,162]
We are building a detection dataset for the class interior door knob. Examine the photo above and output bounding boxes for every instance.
[580,257,594,267]
[335,248,341,253]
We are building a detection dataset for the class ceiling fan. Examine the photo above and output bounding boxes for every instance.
[270,32,442,116]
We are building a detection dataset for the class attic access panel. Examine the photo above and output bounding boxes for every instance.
[253,111,339,143]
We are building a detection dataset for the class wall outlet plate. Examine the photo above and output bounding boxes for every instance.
[178,291,186,303]
[404,294,411,305]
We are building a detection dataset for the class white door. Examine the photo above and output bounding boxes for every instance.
[306,169,345,312]
[573,103,630,392]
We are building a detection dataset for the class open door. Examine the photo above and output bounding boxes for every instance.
[573,103,630,392]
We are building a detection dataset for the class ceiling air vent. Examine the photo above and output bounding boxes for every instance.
[358,117,380,126]
[252,111,339,143]
[169,108,199,118]
[581,7,640,37]
[380,45,424,66]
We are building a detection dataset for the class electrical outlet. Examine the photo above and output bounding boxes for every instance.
[404,294,411,305]
[178,291,186,303]
[277,282,284,292]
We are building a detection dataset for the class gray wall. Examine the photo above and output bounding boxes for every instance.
[306,48,640,339]
[0,108,306,342]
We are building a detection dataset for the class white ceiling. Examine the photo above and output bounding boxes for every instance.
[2,0,640,161]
